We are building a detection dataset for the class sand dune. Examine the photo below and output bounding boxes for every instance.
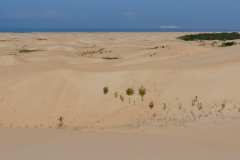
[0,32,240,130]
[1,32,240,159]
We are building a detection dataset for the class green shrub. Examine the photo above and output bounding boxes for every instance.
[126,88,134,104]
[220,41,236,47]
[102,57,120,60]
[178,32,240,41]
[138,86,146,102]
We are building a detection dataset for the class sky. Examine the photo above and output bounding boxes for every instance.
[0,0,240,30]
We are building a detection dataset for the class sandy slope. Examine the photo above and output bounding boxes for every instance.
[0,32,240,159]
[0,32,240,129]
[1,124,240,160]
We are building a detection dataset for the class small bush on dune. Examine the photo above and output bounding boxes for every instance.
[149,101,154,109]
[18,49,42,53]
[163,103,167,111]
[138,86,146,102]
[103,86,109,95]
[126,88,135,104]
[220,41,237,47]
[57,116,64,128]
[102,57,120,60]
[120,95,124,102]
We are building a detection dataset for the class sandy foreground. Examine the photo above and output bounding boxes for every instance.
[0,32,240,159]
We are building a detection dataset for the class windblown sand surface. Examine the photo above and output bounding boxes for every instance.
[0,32,240,159]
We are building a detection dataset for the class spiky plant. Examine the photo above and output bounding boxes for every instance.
[138,86,146,102]
[126,88,134,104]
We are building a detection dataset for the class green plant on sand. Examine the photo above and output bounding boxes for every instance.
[138,86,146,102]
[178,32,240,41]
[126,88,134,104]
[220,41,236,47]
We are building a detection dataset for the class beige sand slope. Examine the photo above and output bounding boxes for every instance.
[1,125,240,160]
[0,32,240,129]
[0,32,240,159]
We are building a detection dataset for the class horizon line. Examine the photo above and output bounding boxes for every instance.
[0,27,240,33]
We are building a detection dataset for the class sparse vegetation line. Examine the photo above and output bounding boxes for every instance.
[18,49,43,53]
[102,57,120,60]
[220,41,237,47]
[178,32,240,41]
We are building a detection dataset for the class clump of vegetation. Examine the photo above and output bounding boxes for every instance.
[218,102,226,112]
[18,49,42,53]
[114,92,118,98]
[192,96,198,106]
[178,32,240,41]
[120,95,124,102]
[149,101,154,109]
[138,86,146,102]
[197,102,203,111]
[178,104,182,110]
[126,88,135,104]
[163,103,167,111]
[57,116,64,128]
[102,57,120,60]
[220,41,237,47]
[103,86,109,95]
[149,46,159,49]
[37,38,47,41]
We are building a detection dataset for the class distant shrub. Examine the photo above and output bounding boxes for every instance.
[126,88,134,96]
[163,103,167,111]
[178,32,240,41]
[114,92,118,98]
[126,88,134,104]
[57,116,64,128]
[149,101,154,109]
[18,49,42,53]
[103,86,109,95]
[120,95,124,102]
[102,57,120,60]
[220,41,237,47]
[197,102,203,111]
[138,86,146,102]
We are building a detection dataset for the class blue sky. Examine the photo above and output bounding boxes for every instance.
[0,0,240,30]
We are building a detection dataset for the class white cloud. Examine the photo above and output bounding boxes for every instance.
[159,25,181,29]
